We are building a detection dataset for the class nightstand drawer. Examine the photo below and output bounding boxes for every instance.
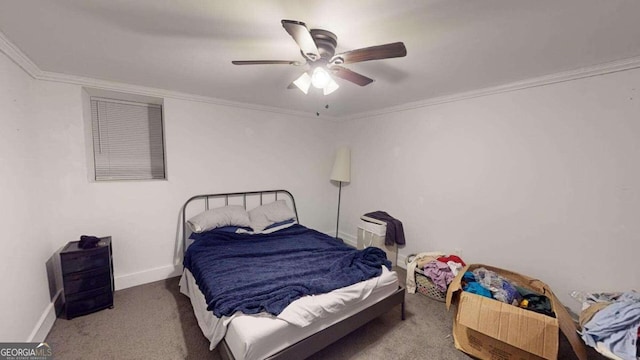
[66,285,112,303]
[63,268,111,295]
[66,288,113,319]
[61,248,109,274]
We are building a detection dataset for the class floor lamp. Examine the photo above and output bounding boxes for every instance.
[330,147,351,239]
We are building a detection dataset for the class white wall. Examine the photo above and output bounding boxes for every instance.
[339,68,640,312]
[31,85,339,289]
[4,41,640,340]
[0,51,55,341]
[0,49,339,341]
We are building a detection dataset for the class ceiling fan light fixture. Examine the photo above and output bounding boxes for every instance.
[234,20,407,97]
[293,72,311,94]
[323,78,340,95]
[311,67,331,89]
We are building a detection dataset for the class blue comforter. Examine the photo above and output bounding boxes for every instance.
[184,224,391,318]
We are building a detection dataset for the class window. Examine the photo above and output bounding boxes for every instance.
[90,97,166,181]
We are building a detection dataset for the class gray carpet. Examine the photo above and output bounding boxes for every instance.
[45,269,601,359]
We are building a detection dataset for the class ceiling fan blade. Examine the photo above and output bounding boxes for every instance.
[332,42,407,65]
[331,66,374,86]
[232,60,302,65]
[281,20,320,61]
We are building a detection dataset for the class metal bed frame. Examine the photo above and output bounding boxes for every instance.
[182,189,299,256]
[181,189,405,360]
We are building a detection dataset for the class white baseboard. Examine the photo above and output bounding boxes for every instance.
[323,230,359,249]
[397,254,408,270]
[28,290,61,342]
[115,264,182,291]
[340,232,357,248]
[31,264,182,342]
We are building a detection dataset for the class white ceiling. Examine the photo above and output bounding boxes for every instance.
[1,0,640,117]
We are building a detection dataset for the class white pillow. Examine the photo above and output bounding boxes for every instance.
[248,200,296,232]
[187,205,251,233]
[236,219,298,235]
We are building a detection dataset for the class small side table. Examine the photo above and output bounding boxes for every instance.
[60,236,114,319]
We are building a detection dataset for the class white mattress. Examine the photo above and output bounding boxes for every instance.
[180,267,399,360]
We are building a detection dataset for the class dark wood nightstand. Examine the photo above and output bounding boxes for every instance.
[60,236,114,319]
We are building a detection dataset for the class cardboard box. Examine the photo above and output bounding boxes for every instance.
[446,264,587,360]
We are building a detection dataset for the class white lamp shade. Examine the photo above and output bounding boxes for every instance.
[294,69,340,96]
[293,72,311,94]
[330,147,351,182]
[323,78,340,95]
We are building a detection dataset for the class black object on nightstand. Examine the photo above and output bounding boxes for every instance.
[60,236,114,319]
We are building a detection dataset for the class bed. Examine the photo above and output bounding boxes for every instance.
[179,190,405,360]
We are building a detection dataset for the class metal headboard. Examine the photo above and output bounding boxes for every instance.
[181,189,298,255]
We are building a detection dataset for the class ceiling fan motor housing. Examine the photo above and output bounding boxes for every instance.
[309,29,337,60]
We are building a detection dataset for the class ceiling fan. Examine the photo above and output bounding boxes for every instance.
[232,20,407,95]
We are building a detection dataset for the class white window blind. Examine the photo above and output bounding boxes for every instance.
[91,98,166,181]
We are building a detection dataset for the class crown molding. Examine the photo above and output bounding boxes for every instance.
[3,29,639,122]
[37,70,338,120]
[342,55,640,121]
[0,30,337,121]
[0,30,42,77]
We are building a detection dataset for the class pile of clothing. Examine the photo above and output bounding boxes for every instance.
[406,252,466,293]
[421,255,466,292]
[576,291,640,360]
[461,267,555,318]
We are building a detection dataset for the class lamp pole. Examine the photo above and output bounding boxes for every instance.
[336,181,342,239]
[330,146,350,241]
